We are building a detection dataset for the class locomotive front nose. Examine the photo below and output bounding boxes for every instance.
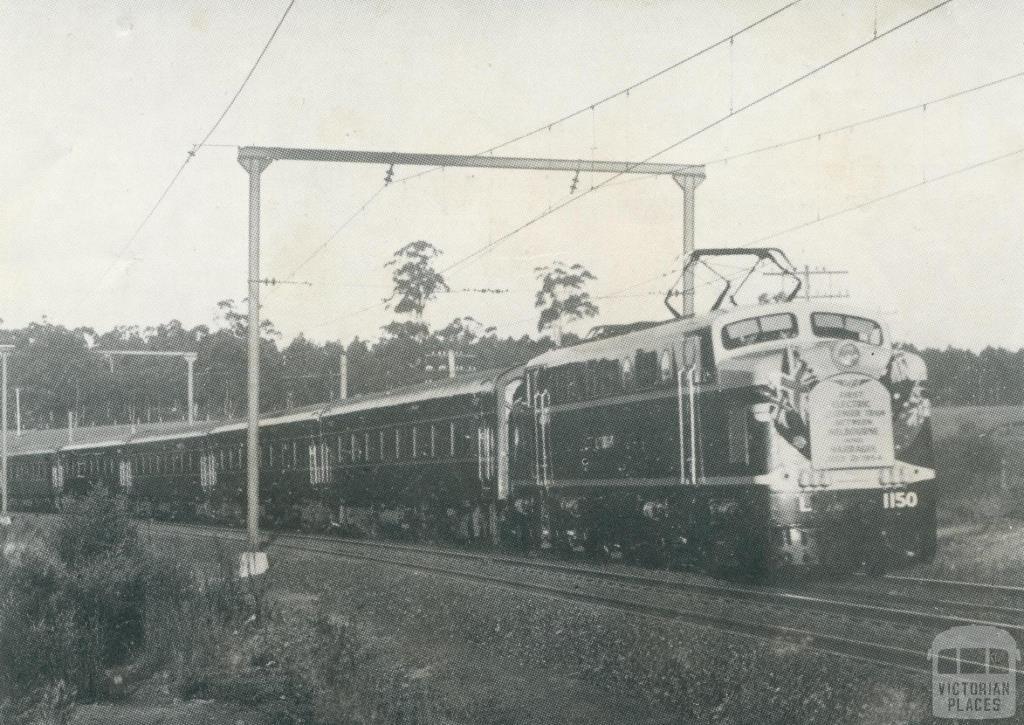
[833,341,861,369]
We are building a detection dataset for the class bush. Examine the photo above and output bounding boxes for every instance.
[0,491,163,707]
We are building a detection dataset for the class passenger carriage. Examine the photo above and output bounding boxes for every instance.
[0,257,936,576]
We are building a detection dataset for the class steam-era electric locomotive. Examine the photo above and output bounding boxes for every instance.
[4,254,936,575]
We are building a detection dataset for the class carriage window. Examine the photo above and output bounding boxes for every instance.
[635,349,659,388]
[659,349,674,383]
[811,313,883,345]
[722,313,798,349]
[416,426,430,458]
[591,359,620,397]
[548,364,584,404]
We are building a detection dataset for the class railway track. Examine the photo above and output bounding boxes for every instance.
[885,572,1024,596]
[128,518,1024,677]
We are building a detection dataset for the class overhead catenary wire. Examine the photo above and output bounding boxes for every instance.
[701,67,1024,167]
[272,183,389,287]
[592,66,1024,198]
[395,0,803,187]
[274,1,804,285]
[311,0,954,331]
[437,0,954,276]
[610,141,1024,299]
[741,143,1024,247]
[88,0,297,296]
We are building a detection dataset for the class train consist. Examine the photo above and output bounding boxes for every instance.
[4,298,936,574]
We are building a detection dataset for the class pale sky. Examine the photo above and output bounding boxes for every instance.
[2,0,1022,351]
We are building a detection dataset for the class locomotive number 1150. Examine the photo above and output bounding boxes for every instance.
[882,490,918,509]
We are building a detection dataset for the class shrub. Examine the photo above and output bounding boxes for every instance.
[0,491,153,704]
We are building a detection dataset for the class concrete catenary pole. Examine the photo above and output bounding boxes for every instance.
[185,353,197,424]
[339,348,348,400]
[673,175,704,317]
[0,344,12,525]
[239,153,272,576]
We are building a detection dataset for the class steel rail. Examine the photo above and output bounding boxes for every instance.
[132,516,1024,636]
[132,518,1024,677]
[885,573,1024,595]
[157,521,930,675]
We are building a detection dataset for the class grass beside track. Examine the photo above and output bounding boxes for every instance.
[148,520,936,723]
[5,513,935,724]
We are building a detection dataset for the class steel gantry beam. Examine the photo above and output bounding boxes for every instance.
[237,146,705,178]
[236,145,705,574]
[100,350,198,424]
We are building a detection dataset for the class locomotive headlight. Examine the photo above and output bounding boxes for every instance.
[834,342,861,368]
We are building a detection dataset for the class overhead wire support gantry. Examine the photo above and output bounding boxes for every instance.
[235,145,705,569]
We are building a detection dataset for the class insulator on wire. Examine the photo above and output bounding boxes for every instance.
[569,170,580,194]
[384,164,394,186]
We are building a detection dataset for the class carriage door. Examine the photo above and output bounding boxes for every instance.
[119,458,133,494]
[199,450,217,494]
[530,368,552,488]
[52,458,65,496]
[496,379,524,500]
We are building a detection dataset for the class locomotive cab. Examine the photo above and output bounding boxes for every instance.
[711,302,936,571]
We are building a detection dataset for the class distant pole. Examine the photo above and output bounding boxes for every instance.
[339,348,348,399]
[448,350,457,378]
[0,345,12,525]
[673,175,704,317]
[15,387,20,436]
[239,152,272,576]
[184,353,197,424]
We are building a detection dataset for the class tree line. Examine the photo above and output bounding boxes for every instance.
[0,242,1018,430]
[0,242,601,429]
